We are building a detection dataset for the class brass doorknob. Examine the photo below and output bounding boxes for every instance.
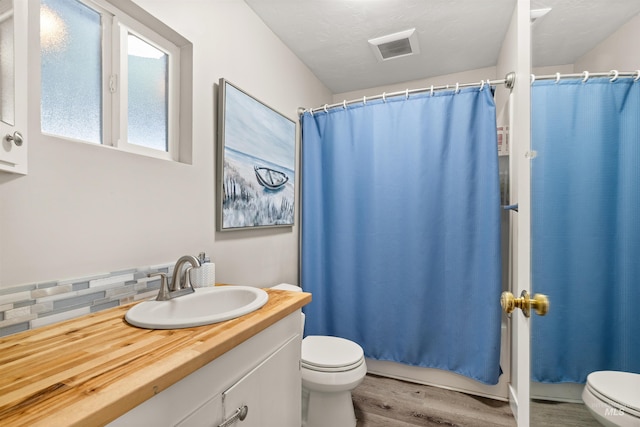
[501,290,549,317]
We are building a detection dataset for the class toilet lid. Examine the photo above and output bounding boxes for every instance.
[302,336,364,370]
[587,371,640,413]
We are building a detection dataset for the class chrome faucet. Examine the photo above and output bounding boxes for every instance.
[148,255,202,301]
[170,255,201,291]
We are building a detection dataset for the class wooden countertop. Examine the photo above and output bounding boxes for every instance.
[0,287,311,426]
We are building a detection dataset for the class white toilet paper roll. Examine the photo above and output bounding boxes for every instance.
[190,263,216,287]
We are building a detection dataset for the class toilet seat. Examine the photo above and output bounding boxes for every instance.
[302,336,365,372]
[586,371,640,418]
[302,358,365,372]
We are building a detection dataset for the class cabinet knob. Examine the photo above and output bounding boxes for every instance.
[5,131,23,147]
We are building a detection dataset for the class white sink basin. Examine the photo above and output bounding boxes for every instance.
[125,286,269,329]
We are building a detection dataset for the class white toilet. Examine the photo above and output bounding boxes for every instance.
[272,284,367,427]
[582,371,640,427]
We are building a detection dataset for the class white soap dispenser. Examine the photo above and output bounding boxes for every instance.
[190,252,215,287]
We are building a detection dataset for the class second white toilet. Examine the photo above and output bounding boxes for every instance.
[582,370,640,427]
[272,284,367,427]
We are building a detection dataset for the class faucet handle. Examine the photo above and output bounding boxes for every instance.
[184,267,196,291]
[148,272,170,301]
[148,272,168,281]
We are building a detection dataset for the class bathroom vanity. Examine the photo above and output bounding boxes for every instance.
[0,287,311,426]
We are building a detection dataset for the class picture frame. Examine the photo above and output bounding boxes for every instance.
[217,79,296,230]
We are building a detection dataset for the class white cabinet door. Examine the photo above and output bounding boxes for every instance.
[0,0,27,174]
[220,336,301,427]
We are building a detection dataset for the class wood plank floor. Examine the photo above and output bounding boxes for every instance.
[353,374,516,427]
[530,399,600,427]
[352,374,599,427]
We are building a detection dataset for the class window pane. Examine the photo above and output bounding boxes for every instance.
[0,7,14,126]
[41,0,101,144]
[127,34,167,152]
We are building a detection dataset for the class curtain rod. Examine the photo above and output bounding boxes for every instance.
[531,70,640,84]
[300,72,516,116]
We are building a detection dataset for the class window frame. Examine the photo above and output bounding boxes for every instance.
[114,15,180,161]
[40,0,189,163]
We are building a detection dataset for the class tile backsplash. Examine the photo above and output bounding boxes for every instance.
[0,263,174,337]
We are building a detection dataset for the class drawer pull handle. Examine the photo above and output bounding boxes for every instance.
[218,405,248,427]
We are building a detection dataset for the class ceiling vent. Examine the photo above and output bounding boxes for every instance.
[368,28,420,62]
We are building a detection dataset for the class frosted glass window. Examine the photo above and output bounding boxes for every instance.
[41,0,102,144]
[127,34,167,152]
[35,0,190,162]
[0,8,14,126]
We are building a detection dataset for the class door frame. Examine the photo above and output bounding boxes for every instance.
[507,0,532,425]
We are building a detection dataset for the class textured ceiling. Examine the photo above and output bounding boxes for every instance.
[244,0,640,94]
[531,0,640,67]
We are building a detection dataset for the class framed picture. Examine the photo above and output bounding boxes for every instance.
[217,79,296,230]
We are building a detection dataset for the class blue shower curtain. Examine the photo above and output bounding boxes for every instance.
[531,78,640,383]
[301,87,503,385]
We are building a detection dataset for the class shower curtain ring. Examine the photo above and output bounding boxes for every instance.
[455,83,460,94]
[634,70,640,82]
[430,85,434,96]
[382,92,386,102]
[530,74,536,84]
[582,71,589,83]
[480,80,485,91]
[323,104,328,113]
[363,96,367,105]
[555,72,561,83]
[405,89,409,100]
[343,100,347,109]
[609,70,619,82]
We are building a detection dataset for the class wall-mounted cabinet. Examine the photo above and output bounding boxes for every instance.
[0,0,27,175]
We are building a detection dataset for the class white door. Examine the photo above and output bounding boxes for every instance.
[502,0,534,425]
[0,0,27,174]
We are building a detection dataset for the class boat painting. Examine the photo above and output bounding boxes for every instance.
[218,79,295,230]
[254,166,289,190]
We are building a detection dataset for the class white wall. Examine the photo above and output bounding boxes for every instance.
[0,0,332,289]
[575,13,640,72]
[331,66,498,104]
